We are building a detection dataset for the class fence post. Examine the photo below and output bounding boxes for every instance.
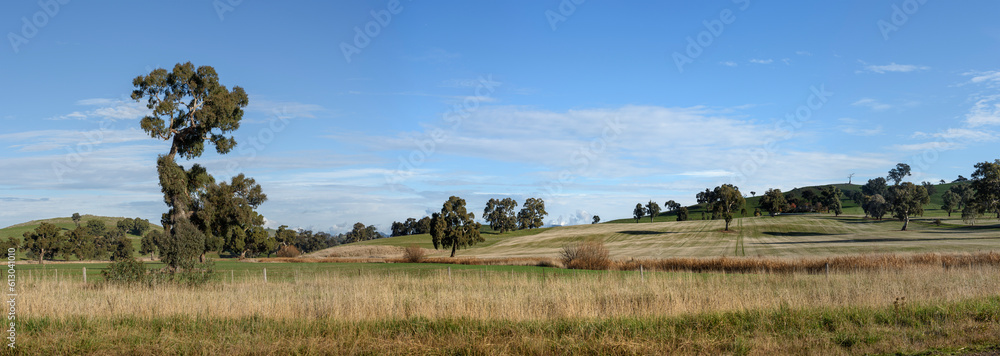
[83,267,87,283]
[640,265,644,281]
[231,270,234,283]
[825,263,829,277]
[448,266,451,279]
[263,268,267,283]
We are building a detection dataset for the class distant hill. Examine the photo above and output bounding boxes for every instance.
[1,215,162,240]
[607,181,961,223]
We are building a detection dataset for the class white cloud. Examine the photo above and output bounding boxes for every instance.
[852,98,892,111]
[857,61,929,74]
[46,99,149,121]
[892,141,959,152]
[963,70,1000,85]
[720,61,738,67]
[913,128,995,142]
[965,95,1000,127]
[749,58,773,64]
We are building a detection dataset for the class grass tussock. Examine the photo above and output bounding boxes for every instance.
[402,244,426,263]
[561,241,611,270]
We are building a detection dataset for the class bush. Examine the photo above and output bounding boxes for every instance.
[403,244,426,263]
[561,241,610,270]
[276,245,301,258]
[101,258,147,285]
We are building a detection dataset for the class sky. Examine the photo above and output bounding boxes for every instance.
[2,0,1000,233]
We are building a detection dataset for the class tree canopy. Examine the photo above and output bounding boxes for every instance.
[887,182,930,231]
[887,163,912,185]
[516,198,547,229]
[430,196,483,257]
[705,184,745,231]
[759,188,788,217]
[484,198,518,233]
[633,203,645,223]
[645,201,660,222]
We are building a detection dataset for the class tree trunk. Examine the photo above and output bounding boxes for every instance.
[240,250,247,260]
[199,253,205,263]
[724,220,730,231]
[450,243,457,258]
[901,216,909,231]
[38,248,44,265]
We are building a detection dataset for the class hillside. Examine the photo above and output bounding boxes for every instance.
[608,182,962,224]
[1,215,162,260]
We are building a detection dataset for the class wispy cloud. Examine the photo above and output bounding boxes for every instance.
[852,98,892,111]
[719,61,738,67]
[749,58,773,64]
[964,95,1000,127]
[46,99,149,121]
[913,128,996,142]
[856,60,929,74]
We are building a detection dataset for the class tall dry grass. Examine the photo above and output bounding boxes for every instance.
[19,264,1000,322]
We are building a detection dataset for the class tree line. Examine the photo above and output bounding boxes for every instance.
[17,218,146,264]
[390,197,548,238]
[628,161,1000,232]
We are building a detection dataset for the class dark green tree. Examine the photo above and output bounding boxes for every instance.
[921,181,938,197]
[862,177,889,197]
[887,182,930,230]
[430,196,483,257]
[820,185,844,216]
[71,213,81,228]
[64,226,97,260]
[664,200,682,211]
[23,222,64,264]
[484,198,518,233]
[941,190,961,217]
[415,216,432,235]
[159,219,206,271]
[948,183,975,210]
[592,215,600,224]
[676,207,689,221]
[117,218,136,235]
[0,237,19,253]
[646,201,660,222]
[517,198,547,229]
[196,174,269,259]
[141,230,162,259]
[887,163,912,185]
[759,188,788,217]
[865,194,889,220]
[706,184,745,231]
[390,221,407,237]
[971,160,1000,219]
[633,203,646,223]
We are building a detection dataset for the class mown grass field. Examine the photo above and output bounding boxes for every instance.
[314,214,1000,261]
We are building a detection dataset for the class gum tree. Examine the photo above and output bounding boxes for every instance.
[132,62,253,270]
[887,182,930,231]
[430,196,483,257]
[23,222,64,264]
[706,184,745,231]
[646,201,660,222]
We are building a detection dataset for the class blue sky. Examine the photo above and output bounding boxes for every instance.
[2,0,1000,232]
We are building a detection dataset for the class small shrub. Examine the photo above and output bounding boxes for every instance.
[403,244,426,263]
[101,258,147,285]
[276,245,301,258]
[932,219,942,226]
[561,241,610,270]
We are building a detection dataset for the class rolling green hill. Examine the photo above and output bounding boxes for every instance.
[1,215,162,261]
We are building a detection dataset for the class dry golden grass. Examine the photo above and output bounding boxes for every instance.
[20,264,1000,322]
